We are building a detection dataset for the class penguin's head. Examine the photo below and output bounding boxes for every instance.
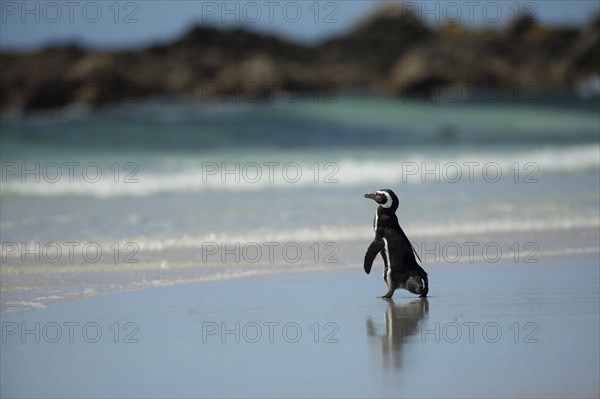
[364,189,398,211]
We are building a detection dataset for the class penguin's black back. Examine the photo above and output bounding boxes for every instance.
[376,209,419,268]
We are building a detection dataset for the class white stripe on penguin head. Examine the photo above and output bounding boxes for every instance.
[377,190,393,208]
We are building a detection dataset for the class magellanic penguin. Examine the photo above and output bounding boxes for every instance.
[364,189,428,298]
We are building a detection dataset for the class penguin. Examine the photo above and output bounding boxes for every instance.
[364,189,428,298]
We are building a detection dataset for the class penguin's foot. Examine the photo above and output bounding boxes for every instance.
[378,291,394,299]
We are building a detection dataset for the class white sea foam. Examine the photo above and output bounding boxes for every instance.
[4,215,596,259]
[136,215,600,251]
[1,144,598,198]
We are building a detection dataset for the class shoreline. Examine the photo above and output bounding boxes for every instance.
[0,262,360,315]
[2,262,599,398]
[2,238,599,314]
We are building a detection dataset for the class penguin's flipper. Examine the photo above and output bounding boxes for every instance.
[364,239,384,274]
[411,244,422,263]
[395,224,422,263]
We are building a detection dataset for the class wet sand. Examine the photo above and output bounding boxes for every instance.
[1,263,599,398]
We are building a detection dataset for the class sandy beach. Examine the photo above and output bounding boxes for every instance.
[2,261,598,398]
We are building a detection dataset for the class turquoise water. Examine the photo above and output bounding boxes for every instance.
[1,98,599,311]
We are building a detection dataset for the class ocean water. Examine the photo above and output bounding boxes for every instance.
[1,98,599,312]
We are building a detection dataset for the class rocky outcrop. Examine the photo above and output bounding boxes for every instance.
[1,6,598,111]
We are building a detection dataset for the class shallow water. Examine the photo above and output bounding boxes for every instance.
[1,98,599,311]
[1,263,599,398]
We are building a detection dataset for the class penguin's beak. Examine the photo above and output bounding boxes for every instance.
[364,192,376,200]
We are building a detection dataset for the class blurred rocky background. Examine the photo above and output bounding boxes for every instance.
[1,4,598,111]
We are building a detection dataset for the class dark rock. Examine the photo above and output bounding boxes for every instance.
[1,5,598,111]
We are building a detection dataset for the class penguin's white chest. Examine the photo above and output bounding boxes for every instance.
[383,237,392,283]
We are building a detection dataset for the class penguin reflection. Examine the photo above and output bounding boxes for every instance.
[367,298,429,369]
